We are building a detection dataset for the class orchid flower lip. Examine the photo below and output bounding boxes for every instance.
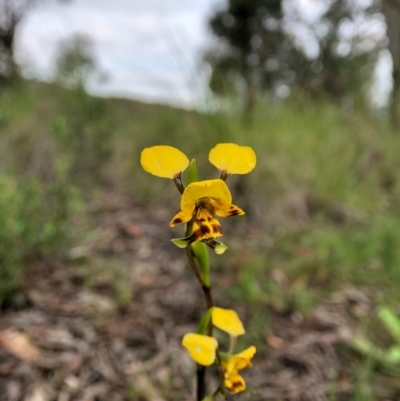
[169,179,245,243]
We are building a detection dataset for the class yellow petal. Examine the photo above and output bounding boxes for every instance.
[170,211,192,227]
[181,179,232,214]
[141,146,189,178]
[224,373,246,394]
[230,346,256,370]
[193,218,223,240]
[210,200,245,217]
[234,345,256,360]
[209,143,256,175]
[222,346,256,393]
[212,307,245,336]
[182,333,218,366]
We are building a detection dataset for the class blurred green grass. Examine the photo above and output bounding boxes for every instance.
[1,79,400,308]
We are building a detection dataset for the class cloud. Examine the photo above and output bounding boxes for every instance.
[15,0,217,106]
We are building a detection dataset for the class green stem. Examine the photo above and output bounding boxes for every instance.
[186,246,205,286]
[196,366,206,401]
[185,246,214,324]
[185,235,215,401]
[202,285,214,316]
[185,221,204,285]
[184,207,217,400]
[228,335,236,355]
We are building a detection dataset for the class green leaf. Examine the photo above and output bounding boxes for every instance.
[385,346,400,364]
[214,241,228,255]
[192,241,210,286]
[186,159,199,186]
[196,308,213,335]
[204,239,228,255]
[171,238,189,249]
[379,307,400,343]
[350,336,385,360]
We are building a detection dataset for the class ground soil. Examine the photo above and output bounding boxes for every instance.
[0,193,394,401]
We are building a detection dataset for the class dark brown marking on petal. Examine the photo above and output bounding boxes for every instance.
[193,224,212,239]
[198,218,206,222]
[211,224,222,234]
[229,205,234,209]
[228,209,241,216]
[193,229,203,239]
[231,380,244,391]
[200,224,211,234]
[172,217,183,224]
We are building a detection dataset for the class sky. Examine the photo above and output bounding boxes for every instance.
[15,0,223,107]
[14,0,392,108]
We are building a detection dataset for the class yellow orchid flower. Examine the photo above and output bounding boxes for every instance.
[182,314,255,393]
[212,307,245,336]
[182,333,218,366]
[170,179,244,242]
[209,143,256,178]
[222,346,256,394]
[140,145,189,179]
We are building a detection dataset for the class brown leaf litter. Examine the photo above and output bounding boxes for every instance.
[0,193,392,401]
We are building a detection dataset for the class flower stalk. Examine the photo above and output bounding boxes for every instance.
[140,143,257,399]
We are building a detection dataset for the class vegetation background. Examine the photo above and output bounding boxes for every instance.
[1,0,400,400]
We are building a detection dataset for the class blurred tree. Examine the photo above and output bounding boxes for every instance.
[55,34,97,88]
[204,0,294,113]
[295,0,382,104]
[0,0,29,81]
[0,0,70,83]
[204,0,383,110]
[382,0,400,127]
